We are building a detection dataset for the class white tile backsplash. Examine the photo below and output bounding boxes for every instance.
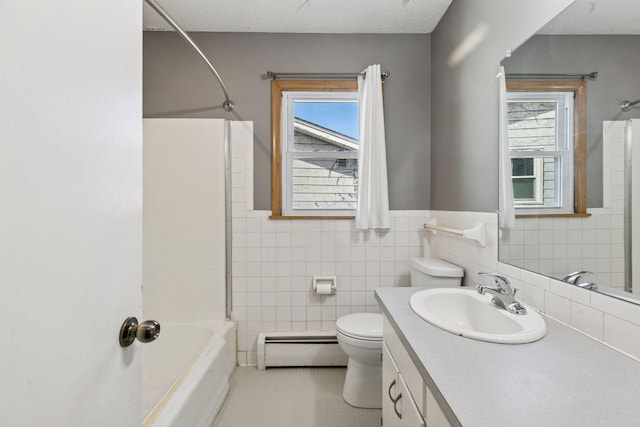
[521,282,545,311]
[544,292,572,324]
[570,302,604,340]
[603,315,640,359]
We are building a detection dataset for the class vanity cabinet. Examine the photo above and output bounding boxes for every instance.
[377,287,640,426]
[383,343,425,427]
[383,315,452,427]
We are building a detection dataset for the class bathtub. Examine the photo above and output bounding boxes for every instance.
[142,320,236,427]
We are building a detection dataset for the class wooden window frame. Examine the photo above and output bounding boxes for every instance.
[270,80,358,219]
[506,80,588,217]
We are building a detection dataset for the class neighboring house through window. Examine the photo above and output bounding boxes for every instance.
[506,80,587,215]
[271,80,359,218]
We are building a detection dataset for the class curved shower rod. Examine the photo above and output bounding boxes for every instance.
[144,0,235,112]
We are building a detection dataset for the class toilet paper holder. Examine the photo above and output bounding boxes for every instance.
[313,276,337,295]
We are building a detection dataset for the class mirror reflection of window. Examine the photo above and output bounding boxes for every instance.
[506,92,574,213]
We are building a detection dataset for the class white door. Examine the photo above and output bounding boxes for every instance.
[0,1,143,426]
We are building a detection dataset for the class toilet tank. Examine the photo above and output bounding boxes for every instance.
[410,257,463,287]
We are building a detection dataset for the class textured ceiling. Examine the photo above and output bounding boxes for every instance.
[539,0,640,34]
[143,0,453,33]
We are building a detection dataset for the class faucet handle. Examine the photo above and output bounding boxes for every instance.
[562,271,592,284]
[478,272,511,293]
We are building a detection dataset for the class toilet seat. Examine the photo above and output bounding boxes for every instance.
[336,313,383,341]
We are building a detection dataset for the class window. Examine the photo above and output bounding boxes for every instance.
[271,80,359,218]
[507,92,573,212]
[506,81,587,216]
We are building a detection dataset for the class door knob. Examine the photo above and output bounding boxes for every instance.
[119,316,161,347]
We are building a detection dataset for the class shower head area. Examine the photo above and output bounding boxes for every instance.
[621,98,640,112]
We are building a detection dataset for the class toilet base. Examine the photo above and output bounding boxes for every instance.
[342,358,382,409]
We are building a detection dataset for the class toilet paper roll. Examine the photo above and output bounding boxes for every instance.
[315,283,333,295]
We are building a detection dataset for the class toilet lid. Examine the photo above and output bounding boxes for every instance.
[336,313,383,340]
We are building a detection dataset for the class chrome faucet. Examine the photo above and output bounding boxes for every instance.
[477,273,527,315]
[562,271,598,290]
[563,271,592,284]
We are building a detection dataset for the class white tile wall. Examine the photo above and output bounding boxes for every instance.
[143,119,227,322]
[499,121,626,289]
[232,207,431,364]
[500,211,625,289]
[232,122,640,365]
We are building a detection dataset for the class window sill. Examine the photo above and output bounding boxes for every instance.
[515,213,591,218]
[269,215,355,220]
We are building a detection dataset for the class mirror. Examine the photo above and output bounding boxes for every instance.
[499,0,640,304]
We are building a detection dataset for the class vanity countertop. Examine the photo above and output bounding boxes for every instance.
[376,287,640,427]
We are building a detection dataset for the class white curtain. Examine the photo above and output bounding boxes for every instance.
[498,66,515,229]
[355,64,390,230]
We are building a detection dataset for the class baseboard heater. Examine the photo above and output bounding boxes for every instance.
[257,331,348,370]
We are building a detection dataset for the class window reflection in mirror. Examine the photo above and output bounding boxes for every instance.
[507,92,574,213]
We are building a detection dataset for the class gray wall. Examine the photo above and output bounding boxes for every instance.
[143,33,431,210]
[503,35,640,208]
[429,0,573,212]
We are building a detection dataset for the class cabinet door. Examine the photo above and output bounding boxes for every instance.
[383,343,400,427]
[398,374,426,427]
[425,386,453,427]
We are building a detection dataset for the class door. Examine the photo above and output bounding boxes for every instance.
[0,1,143,426]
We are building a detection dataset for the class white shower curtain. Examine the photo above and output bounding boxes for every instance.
[355,64,390,230]
[498,66,516,229]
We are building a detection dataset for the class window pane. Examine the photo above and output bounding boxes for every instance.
[293,101,359,152]
[513,177,535,199]
[512,156,561,208]
[512,158,534,177]
[291,158,358,210]
[507,101,557,151]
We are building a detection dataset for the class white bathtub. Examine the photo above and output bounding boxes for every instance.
[142,320,236,427]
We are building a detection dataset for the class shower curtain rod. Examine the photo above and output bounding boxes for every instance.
[144,0,235,112]
[266,71,390,81]
[621,99,640,112]
[505,71,598,81]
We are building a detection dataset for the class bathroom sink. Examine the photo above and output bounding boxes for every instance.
[409,288,546,344]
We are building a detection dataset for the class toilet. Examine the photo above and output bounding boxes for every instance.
[335,257,464,408]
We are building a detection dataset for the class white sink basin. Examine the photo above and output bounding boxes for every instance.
[409,288,547,344]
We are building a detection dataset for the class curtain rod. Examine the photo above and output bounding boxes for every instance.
[144,0,235,112]
[505,71,598,81]
[266,71,390,81]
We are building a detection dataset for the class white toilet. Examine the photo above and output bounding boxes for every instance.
[335,257,464,408]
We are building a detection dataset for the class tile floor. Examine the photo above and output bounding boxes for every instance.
[212,367,382,427]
